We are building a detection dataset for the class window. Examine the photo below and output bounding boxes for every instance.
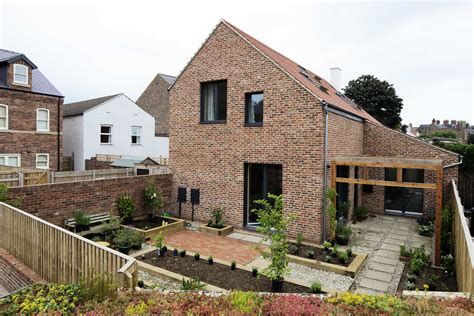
[36,108,50,132]
[245,92,264,125]
[131,126,141,144]
[0,104,7,130]
[36,154,49,169]
[13,64,28,85]
[100,125,112,144]
[200,80,227,123]
[0,154,21,167]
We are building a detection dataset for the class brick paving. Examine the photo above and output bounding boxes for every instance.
[163,229,263,265]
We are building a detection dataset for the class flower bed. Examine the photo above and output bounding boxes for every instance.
[122,216,185,241]
[139,250,312,293]
[288,243,355,267]
[397,261,458,293]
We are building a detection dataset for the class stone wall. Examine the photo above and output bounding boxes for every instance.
[7,174,172,226]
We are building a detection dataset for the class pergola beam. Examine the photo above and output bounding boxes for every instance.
[335,177,437,189]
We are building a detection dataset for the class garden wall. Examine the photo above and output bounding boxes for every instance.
[7,174,172,226]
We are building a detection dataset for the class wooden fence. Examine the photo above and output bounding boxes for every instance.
[51,168,135,184]
[0,167,48,187]
[0,202,138,288]
[459,172,474,210]
[452,180,474,294]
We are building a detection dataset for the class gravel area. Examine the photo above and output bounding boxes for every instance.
[138,271,180,290]
[247,256,354,292]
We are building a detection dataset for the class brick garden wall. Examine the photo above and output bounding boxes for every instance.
[7,174,172,226]
[362,122,459,215]
[0,248,43,293]
[85,157,114,170]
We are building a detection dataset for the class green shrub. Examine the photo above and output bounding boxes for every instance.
[322,241,332,250]
[417,222,434,236]
[0,183,7,202]
[208,208,225,228]
[399,245,412,257]
[325,188,337,241]
[79,274,117,303]
[405,281,416,290]
[154,232,164,249]
[117,194,135,220]
[353,206,368,221]
[73,210,91,226]
[114,229,135,248]
[295,232,304,251]
[229,291,262,313]
[311,282,322,293]
[331,246,339,257]
[346,248,353,257]
[180,278,205,290]
[338,251,349,263]
[143,181,163,216]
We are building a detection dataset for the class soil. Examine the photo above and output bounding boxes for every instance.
[141,250,313,293]
[124,216,176,230]
[288,243,354,267]
[397,263,458,293]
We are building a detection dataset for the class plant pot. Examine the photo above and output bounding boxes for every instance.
[194,255,200,261]
[159,248,166,256]
[173,249,178,256]
[252,270,258,277]
[122,217,133,225]
[180,251,186,257]
[271,279,284,293]
[335,235,349,245]
[208,258,213,265]
[231,264,236,270]
[118,245,131,255]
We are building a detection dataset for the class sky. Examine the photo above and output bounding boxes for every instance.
[0,0,472,126]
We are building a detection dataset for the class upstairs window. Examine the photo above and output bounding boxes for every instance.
[0,104,8,130]
[131,126,141,144]
[245,92,264,125]
[37,108,50,132]
[100,125,112,144]
[0,154,21,167]
[36,154,49,169]
[13,64,28,85]
[200,80,227,123]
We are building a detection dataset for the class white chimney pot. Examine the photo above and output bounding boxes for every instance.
[330,67,342,91]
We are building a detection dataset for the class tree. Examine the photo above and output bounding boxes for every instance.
[418,130,458,141]
[343,75,403,129]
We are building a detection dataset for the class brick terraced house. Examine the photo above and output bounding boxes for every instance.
[168,20,459,244]
[0,49,63,170]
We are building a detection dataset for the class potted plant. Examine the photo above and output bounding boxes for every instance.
[173,248,179,256]
[208,256,213,265]
[399,245,412,262]
[252,193,295,293]
[144,181,163,220]
[180,250,186,257]
[251,267,258,277]
[73,210,91,232]
[231,260,236,270]
[117,194,135,224]
[194,253,200,261]
[114,229,133,254]
[335,220,352,246]
[353,206,368,222]
[154,232,165,256]
[131,231,144,250]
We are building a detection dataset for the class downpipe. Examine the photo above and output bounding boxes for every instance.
[322,101,329,242]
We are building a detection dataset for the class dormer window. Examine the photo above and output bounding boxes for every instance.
[13,64,28,85]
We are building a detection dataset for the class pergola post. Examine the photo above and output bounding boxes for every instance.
[434,165,443,266]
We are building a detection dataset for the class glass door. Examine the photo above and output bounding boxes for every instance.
[384,168,424,216]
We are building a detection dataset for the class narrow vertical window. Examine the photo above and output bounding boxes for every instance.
[245,92,264,125]
[0,105,8,130]
[37,108,50,132]
[131,126,142,144]
[36,154,49,169]
[200,80,227,122]
[13,64,28,84]
[100,125,112,144]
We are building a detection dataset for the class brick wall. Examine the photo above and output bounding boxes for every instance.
[362,122,459,215]
[7,174,172,226]
[169,22,327,241]
[0,88,63,171]
[85,157,114,170]
[0,248,43,293]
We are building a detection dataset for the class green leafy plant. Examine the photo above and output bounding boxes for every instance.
[323,241,332,251]
[143,181,163,217]
[331,246,339,258]
[338,251,349,264]
[73,210,91,226]
[399,245,412,258]
[229,291,262,313]
[194,253,200,260]
[154,232,164,249]
[339,201,351,220]
[117,194,135,221]
[346,248,352,257]
[103,217,120,242]
[207,208,225,229]
[311,282,322,294]
[407,273,417,282]
[180,278,205,290]
[307,250,315,259]
[353,206,369,221]
[405,281,416,290]
[325,188,337,241]
[417,222,434,237]
[324,255,332,262]
[295,232,304,252]
[231,260,236,270]
[79,273,117,303]
[252,194,295,282]
[441,254,455,277]
[113,229,134,248]
[335,220,352,245]
[0,183,21,207]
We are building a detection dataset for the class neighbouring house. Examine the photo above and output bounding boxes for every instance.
[136,73,176,137]
[168,20,459,247]
[406,123,419,137]
[417,118,470,143]
[63,93,168,171]
[0,49,63,170]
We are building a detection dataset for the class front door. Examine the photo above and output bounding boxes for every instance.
[384,168,424,216]
[244,163,282,228]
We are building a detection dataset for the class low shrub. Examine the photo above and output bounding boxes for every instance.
[117,194,135,221]
[79,274,117,303]
[229,291,262,313]
[263,294,327,315]
[338,251,349,264]
[180,278,205,291]
[154,232,164,249]
[73,210,91,226]
[295,232,304,251]
[417,222,434,237]
[311,282,322,293]
[326,292,410,314]
[323,241,332,251]
[353,206,368,221]
[346,248,353,257]
[207,208,225,229]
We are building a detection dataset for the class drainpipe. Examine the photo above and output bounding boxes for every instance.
[443,155,463,169]
[322,101,329,242]
[57,97,61,171]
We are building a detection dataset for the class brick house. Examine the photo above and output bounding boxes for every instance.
[168,20,459,242]
[137,73,176,137]
[0,49,63,170]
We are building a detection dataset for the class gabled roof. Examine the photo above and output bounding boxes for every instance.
[0,49,36,68]
[170,20,378,123]
[158,74,177,85]
[63,94,121,117]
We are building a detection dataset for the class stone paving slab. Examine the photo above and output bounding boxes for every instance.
[384,238,406,246]
[359,278,391,292]
[365,270,392,283]
[372,255,398,266]
[380,243,401,251]
[369,261,397,274]
[376,249,399,259]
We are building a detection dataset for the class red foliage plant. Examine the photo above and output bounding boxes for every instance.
[263,295,328,315]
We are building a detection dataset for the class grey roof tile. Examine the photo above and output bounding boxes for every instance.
[63,94,121,117]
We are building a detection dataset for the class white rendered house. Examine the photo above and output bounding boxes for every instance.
[63,93,168,170]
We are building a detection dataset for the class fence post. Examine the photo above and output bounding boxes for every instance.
[92,170,96,180]
[18,172,24,187]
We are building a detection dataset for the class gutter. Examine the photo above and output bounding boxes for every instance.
[322,101,329,242]
[443,155,463,169]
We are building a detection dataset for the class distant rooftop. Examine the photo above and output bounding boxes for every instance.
[63,94,121,117]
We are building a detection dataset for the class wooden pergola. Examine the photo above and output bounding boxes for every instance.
[331,156,444,266]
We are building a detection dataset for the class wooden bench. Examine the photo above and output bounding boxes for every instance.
[65,212,120,236]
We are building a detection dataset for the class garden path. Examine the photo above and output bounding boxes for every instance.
[348,215,432,294]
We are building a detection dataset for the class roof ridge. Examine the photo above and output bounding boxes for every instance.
[64,93,121,106]
[0,48,21,55]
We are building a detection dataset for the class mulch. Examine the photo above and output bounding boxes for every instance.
[289,243,354,267]
[397,262,458,293]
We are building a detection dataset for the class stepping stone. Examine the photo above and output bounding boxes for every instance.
[372,255,398,266]
[358,240,378,248]
[359,278,390,292]
[376,249,399,259]
[242,235,264,244]
[363,234,382,242]
[354,287,384,295]
[387,233,408,241]
[381,243,400,251]
[369,262,397,274]
[366,270,392,283]
[384,238,406,246]
[227,233,246,240]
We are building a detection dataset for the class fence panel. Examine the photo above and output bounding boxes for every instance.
[459,172,474,210]
[452,180,474,294]
[0,202,137,288]
[51,168,134,184]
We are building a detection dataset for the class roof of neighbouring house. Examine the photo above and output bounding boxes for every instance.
[158,73,177,85]
[169,20,378,123]
[0,48,63,97]
[63,94,121,117]
[110,156,160,168]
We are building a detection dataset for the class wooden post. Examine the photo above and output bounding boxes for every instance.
[396,168,403,182]
[434,165,443,266]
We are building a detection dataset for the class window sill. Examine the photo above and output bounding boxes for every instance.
[131,144,142,146]
[12,82,30,87]
[100,143,113,145]
[199,120,227,124]
[36,130,51,133]
[244,123,263,127]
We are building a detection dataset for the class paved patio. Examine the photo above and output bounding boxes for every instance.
[348,215,432,294]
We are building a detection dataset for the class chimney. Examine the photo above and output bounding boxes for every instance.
[443,120,449,125]
[432,118,436,124]
[330,67,342,91]
[451,120,457,126]
[436,120,440,125]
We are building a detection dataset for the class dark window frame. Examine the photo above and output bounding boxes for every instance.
[200,80,227,124]
[244,91,264,127]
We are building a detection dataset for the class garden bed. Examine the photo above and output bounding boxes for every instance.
[122,216,185,241]
[139,249,314,293]
[289,243,354,267]
[397,263,458,293]
[198,224,233,236]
